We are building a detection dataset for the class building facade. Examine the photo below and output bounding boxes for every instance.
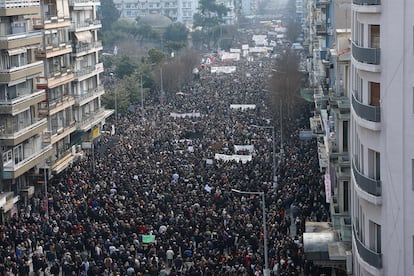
[0,0,112,219]
[113,0,199,25]
[350,0,414,275]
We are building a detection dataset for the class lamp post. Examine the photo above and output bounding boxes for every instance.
[141,74,144,112]
[43,159,50,219]
[252,125,277,190]
[231,189,270,276]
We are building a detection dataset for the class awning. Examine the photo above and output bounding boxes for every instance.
[8,47,27,56]
[74,31,92,43]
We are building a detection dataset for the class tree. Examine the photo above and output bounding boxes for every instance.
[154,50,200,99]
[194,0,229,27]
[147,48,166,65]
[114,55,139,79]
[164,23,189,43]
[285,19,302,43]
[267,49,305,137]
[98,0,120,32]
[193,0,229,49]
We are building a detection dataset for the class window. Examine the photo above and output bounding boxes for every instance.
[343,121,348,152]
[369,221,381,253]
[369,82,380,106]
[368,149,380,180]
[13,144,23,164]
[343,181,349,212]
[370,25,380,48]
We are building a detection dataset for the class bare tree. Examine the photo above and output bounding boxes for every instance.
[156,50,200,100]
[268,48,306,136]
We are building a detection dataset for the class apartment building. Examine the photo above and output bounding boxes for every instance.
[113,0,199,25]
[69,0,112,154]
[0,0,51,215]
[0,0,112,219]
[350,0,414,275]
[304,0,353,274]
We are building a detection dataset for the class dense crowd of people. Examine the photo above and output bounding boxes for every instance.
[0,52,330,275]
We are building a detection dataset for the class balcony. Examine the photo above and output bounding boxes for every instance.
[315,24,327,35]
[352,160,382,197]
[36,69,74,89]
[352,41,380,65]
[35,43,72,59]
[0,118,47,146]
[69,0,100,6]
[341,217,352,242]
[72,41,102,56]
[0,90,45,115]
[39,95,75,116]
[74,63,104,81]
[353,0,380,5]
[74,86,105,106]
[2,145,53,179]
[70,19,101,32]
[352,93,381,123]
[77,109,114,132]
[32,15,71,30]
[0,31,42,49]
[0,0,40,16]
[0,60,43,83]
[316,0,330,6]
[51,149,75,175]
[353,227,382,269]
[50,122,76,144]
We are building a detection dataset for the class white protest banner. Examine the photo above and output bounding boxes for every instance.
[214,153,252,164]
[211,66,237,74]
[234,145,254,153]
[230,104,256,110]
[170,112,201,118]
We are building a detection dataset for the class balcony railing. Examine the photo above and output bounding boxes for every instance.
[74,63,103,79]
[69,0,100,4]
[352,41,380,65]
[315,24,327,35]
[353,0,381,5]
[352,93,381,122]
[352,160,381,196]
[316,0,330,6]
[0,30,42,49]
[353,227,382,268]
[74,86,104,104]
[71,19,101,30]
[73,41,102,54]
[0,0,40,8]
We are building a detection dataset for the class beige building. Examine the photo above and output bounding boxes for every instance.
[0,0,112,219]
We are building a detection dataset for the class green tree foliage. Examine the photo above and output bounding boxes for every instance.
[164,23,189,43]
[98,0,120,31]
[147,48,166,65]
[114,55,140,79]
[194,0,229,28]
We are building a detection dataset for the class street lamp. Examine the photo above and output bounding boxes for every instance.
[231,189,270,276]
[251,125,277,190]
[141,74,144,113]
[43,159,51,219]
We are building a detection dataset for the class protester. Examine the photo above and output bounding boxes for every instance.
[0,51,328,275]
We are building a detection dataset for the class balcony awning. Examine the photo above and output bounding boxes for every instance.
[8,47,27,56]
[74,31,92,43]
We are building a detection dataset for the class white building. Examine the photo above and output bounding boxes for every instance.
[351,0,414,275]
[113,0,199,25]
